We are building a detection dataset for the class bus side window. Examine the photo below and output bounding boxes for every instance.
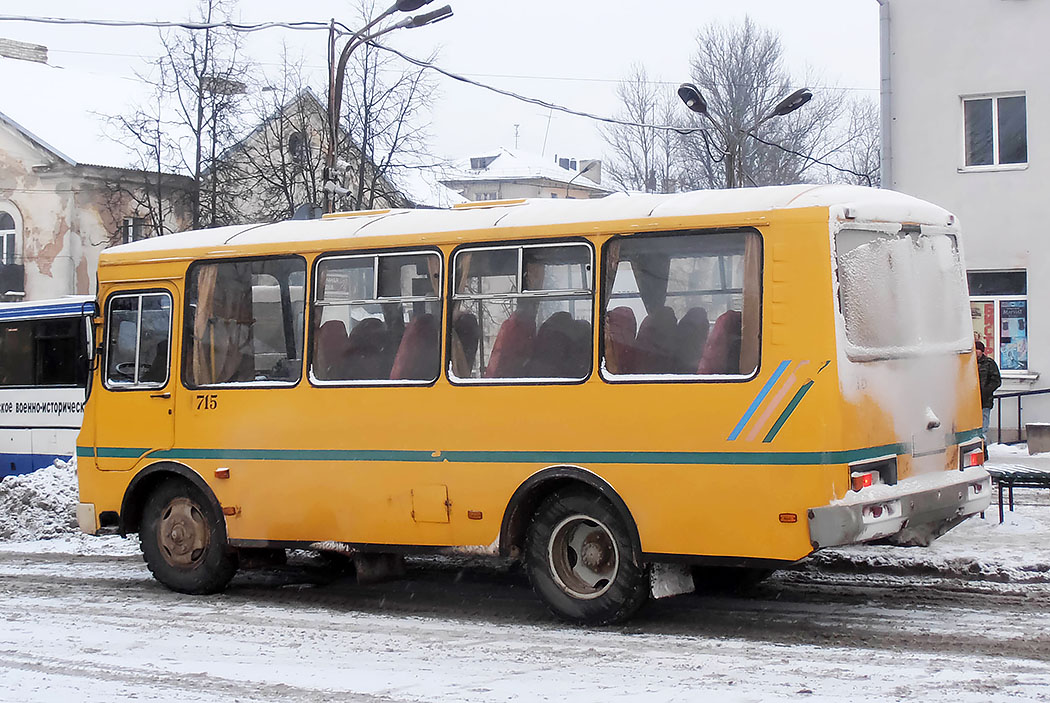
[450,242,593,382]
[0,317,85,388]
[601,230,761,379]
[311,251,441,384]
[184,257,306,387]
[105,292,171,388]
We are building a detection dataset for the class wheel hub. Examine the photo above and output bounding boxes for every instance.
[580,535,610,570]
[158,497,210,568]
[547,514,620,600]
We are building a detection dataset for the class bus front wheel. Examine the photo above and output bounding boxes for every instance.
[525,490,648,625]
[140,479,237,594]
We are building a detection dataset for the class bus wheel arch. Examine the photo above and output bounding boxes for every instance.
[120,461,223,536]
[126,462,238,594]
[499,466,642,564]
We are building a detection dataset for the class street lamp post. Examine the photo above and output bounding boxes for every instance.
[677,83,813,189]
[324,1,453,213]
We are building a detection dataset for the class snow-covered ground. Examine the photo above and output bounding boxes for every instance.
[1,449,1049,702]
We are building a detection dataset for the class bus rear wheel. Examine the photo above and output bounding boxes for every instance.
[140,479,237,594]
[525,490,648,625]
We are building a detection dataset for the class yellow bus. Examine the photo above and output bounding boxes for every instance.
[76,184,991,624]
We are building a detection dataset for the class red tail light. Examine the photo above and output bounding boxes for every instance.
[851,470,879,492]
[962,448,984,468]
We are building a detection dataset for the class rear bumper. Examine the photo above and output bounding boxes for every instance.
[808,466,991,548]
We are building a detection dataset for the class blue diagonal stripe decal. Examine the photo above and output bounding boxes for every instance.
[727,360,791,441]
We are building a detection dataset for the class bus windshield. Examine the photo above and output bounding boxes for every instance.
[836,227,972,360]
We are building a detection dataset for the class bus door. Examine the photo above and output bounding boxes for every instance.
[92,287,177,471]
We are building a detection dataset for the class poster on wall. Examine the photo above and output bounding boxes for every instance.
[999,300,1028,370]
[970,300,995,351]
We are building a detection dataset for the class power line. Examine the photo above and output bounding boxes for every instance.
[373,41,699,134]
[745,131,873,184]
[375,41,874,182]
[1,13,875,182]
[43,47,878,93]
[0,14,338,33]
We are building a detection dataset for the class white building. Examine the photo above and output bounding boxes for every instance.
[440,147,611,202]
[880,0,1046,439]
[0,110,194,301]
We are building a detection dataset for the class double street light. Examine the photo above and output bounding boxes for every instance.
[677,83,813,188]
[324,0,452,212]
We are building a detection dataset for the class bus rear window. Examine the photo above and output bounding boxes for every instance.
[836,228,972,359]
[184,257,306,386]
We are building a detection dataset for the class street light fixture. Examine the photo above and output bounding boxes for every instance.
[324,1,453,212]
[676,82,813,188]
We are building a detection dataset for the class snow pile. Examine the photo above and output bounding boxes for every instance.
[0,458,79,542]
[807,501,1050,584]
[990,442,1050,459]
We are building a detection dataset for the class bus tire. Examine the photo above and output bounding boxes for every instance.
[139,479,237,594]
[525,489,648,625]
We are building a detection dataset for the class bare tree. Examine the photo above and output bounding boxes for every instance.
[108,0,250,230]
[676,16,845,189]
[101,58,187,239]
[223,49,329,222]
[334,0,439,210]
[826,96,881,187]
[163,0,250,227]
[600,64,684,193]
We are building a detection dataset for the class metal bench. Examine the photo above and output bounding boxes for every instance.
[986,466,1050,523]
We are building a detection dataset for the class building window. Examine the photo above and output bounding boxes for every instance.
[969,270,1027,371]
[122,217,146,244]
[963,94,1027,167]
[287,131,305,160]
[470,156,496,170]
[0,211,16,265]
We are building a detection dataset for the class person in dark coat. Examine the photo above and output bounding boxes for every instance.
[976,340,1001,450]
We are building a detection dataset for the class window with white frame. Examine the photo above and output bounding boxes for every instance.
[968,270,1027,371]
[122,217,146,244]
[0,212,16,265]
[963,94,1027,168]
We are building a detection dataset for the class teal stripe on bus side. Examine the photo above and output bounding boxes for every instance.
[151,447,437,462]
[727,360,792,441]
[95,447,151,458]
[83,431,983,469]
[762,380,815,444]
[87,443,911,467]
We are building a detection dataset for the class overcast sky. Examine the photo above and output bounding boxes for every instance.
[0,0,880,170]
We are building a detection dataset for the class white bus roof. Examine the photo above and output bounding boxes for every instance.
[0,295,95,321]
[104,185,954,258]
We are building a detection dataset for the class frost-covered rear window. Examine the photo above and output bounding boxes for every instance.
[836,228,972,360]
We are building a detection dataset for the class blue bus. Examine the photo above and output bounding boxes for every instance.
[0,296,95,479]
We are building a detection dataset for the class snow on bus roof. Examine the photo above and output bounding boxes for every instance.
[103,185,954,259]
